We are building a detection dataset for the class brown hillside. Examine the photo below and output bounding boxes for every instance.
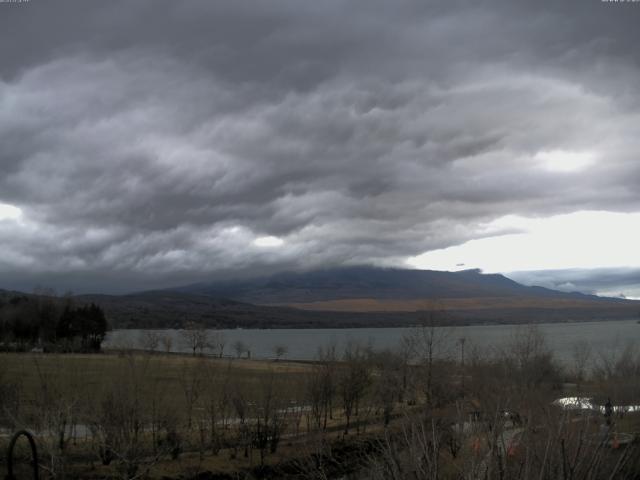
[279,296,635,313]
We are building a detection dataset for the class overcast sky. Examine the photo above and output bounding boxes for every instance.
[1,0,640,296]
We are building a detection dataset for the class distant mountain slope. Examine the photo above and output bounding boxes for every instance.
[276,296,630,313]
[74,291,441,329]
[177,266,607,305]
[78,289,640,330]
[3,267,638,329]
[76,291,293,329]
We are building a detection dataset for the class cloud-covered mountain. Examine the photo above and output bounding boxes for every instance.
[178,267,592,304]
[174,267,640,319]
[5,267,635,329]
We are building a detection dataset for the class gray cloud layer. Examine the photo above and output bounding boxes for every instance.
[1,0,640,293]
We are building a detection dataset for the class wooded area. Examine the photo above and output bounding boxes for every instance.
[0,293,107,352]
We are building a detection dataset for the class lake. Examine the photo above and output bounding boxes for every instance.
[104,319,640,365]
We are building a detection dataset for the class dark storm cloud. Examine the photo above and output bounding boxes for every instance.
[1,0,640,293]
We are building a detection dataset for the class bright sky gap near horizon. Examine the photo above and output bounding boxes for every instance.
[1,1,640,297]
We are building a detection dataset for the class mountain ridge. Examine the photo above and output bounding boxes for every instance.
[175,266,610,305]
[3,267,638,329]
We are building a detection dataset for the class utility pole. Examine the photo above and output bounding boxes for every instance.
[459,337,466,399]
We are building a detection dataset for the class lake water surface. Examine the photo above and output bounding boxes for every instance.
[105,319,640,365]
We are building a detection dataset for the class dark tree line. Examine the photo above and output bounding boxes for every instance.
[0,293,108,352]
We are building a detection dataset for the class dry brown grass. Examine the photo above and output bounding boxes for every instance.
[279,296,628,312]
[0,352,311,418]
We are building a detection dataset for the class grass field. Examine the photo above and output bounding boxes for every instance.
[0,352,326,477]
[0,351,394,478]
[1,352,312,416]
[4,344,640,479]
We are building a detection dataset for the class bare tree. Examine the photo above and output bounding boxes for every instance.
[148,371,169,456]
[273,344,288,361]
[593,340,640,405]
[505,324,560,391]
[0,360,20,431]
[160,334,173,354]
[179,359,206,429]
[31,355,83,478]
[139,331,160,353]
[202,360,233,454]
[306,346,337,433]
[181,322,209,356]
[229,376,250,460]
[88,353,162,480]
[395,335,414,404]
[233,340,247,359]
[371,350,403,427]
[570,338,593,385]
[406,314,454,407]
[251,370,288,466]
[366,416,443,480]
[208,331,226,358]
[338,340,372,435]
